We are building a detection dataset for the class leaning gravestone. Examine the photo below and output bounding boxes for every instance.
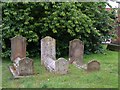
[11,36,26,62]
[87,60,100,72]
[9,36,34,78]
[41,36,69,74]
[69,39,84,65]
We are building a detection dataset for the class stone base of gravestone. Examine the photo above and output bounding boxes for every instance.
[9,57,34,78]
[87,60,100,72]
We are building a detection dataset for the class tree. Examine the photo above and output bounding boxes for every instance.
[2,2,115,58]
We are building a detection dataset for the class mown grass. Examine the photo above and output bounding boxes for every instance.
[2,50,118,88]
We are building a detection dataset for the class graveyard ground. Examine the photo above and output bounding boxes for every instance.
[2,49,118,88]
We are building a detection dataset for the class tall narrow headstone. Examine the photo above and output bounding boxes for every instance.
[11,36,26,62]
[41,36,56,65]
[69,39,84,65]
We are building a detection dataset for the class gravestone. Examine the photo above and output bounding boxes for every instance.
[9,36,34,78]
[9,57,34,78]
[41,36,69,74]
[11,36,26,62]
[18,57,34,76]
[87,60,100,72]
[69,39,84,65]
[55,58,69,74]
[41,36,56,65]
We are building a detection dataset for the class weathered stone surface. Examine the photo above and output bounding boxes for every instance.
[87,60,100,72]
[18,57,34,76]
[10,36,34,78]
[41,36,56,65]
[55,58,69,74]
[41,36,69,74]
[69,39,84,65]
[11,36,26,62]
[44,57,56,72]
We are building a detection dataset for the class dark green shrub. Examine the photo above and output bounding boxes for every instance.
[2,2,115,58]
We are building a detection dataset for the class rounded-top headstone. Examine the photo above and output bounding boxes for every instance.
[11,35,26,62]
[41,36,56,65]
[69,39,84,65]
[87,60,100,72]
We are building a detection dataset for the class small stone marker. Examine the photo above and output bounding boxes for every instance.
[11,36,26,62]
[41,36,56,65]
[41,36,69,74]
[87,60,100,72]
[55,58,69,74]
[69,39,84,65]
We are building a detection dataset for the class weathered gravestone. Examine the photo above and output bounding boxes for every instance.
[41,36,56,65]
[11,36,26,62]
[69,39,84,65]
[41,36,69,74]
[55,58,69,74]
[9,36,34,78]
[87,60,100,72]
[9,57,34,78]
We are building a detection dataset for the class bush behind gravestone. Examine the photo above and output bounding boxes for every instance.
[2,2,115,58]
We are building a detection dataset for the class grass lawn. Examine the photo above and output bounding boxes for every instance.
[2,50,118,88]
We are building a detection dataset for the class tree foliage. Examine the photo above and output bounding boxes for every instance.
[2,2,115,58]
